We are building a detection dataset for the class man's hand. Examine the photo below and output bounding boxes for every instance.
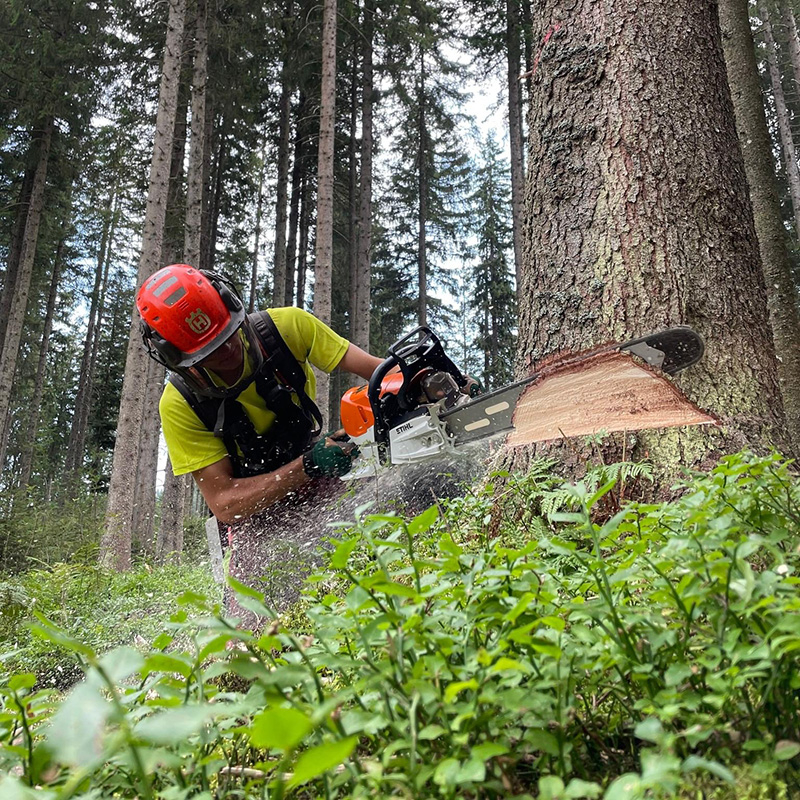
[302,430,360,478]
[462,376,483,397]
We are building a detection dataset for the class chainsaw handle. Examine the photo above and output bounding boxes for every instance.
[367,326,468,462]
[367,354,400,459]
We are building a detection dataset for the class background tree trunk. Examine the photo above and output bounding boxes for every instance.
[314,0,337,422]
[506,0,525,289]
[720,0,800,449]
[0,117,54,475]
[417,56,429,328]
[759,0,800,239]
[0,165,36,358]
[184,0,207,267]
[273,32,293,306]
[18,233,64,489]
[64,189,119,489]
[513,0,789,481]
[351,0,374,354]
[101,0,186,571]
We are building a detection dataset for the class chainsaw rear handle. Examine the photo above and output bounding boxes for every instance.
[367,326,466,458]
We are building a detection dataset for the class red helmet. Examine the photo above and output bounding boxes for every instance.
[136,265,245,370]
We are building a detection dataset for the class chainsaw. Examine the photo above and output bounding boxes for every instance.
[340,326,707,480]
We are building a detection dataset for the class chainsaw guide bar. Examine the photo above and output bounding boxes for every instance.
[340,326,709,478]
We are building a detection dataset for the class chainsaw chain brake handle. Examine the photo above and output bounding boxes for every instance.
[367,326,466,459]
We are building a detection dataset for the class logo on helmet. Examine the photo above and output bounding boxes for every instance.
[186,309,212,334]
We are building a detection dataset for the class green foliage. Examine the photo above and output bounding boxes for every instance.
[1,452,799,797]
[0,561,219,690]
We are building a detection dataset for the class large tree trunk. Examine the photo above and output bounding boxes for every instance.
[314,0,337,422]
[351,0,374,353]
[0,117,54,474]
[506,0,525,289]
[512,0,789,480]
[101,0,186,571]
[720,0,800,449]
[759,0,800,239]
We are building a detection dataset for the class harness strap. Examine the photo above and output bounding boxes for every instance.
[168,311,324,477]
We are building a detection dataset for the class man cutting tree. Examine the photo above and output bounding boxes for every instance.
[135,263,390,620]
[136,263,384,523]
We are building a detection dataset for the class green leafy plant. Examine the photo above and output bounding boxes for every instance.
[0,452,798,798]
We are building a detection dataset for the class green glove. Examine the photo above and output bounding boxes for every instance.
[302,433,360,478]
[468,378,483,397]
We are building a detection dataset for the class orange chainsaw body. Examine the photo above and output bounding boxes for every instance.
[341,373,405,438]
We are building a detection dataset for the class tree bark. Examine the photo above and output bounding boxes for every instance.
[314,0,337,422]
[285,107,304,306]
[759,0,800,239]
[18,233,64,489]
[273,21,293,306]
[156,456,184,563]
[720,0,800,449]
[64,191,118,487]
[513,0,789,479]
[351,0,374,353]
[0,117,54,473]
[249,145,267,313]
[0,164,36,358]
[417,54,429,328]
[101,0,186,571]
[184,0,207,266]
[297,170,311,307]
[507,0,525,290]
[780,0,800,106]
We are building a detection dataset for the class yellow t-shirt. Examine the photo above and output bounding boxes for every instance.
[160,307,349,476]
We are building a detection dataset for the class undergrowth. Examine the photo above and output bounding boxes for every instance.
[1,451,799,798]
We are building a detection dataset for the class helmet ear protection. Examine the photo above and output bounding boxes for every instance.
[138,267,245,369]
[202,270,244,315]
[139,317,183,368]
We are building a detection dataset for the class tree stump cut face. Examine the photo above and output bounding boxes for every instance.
[507,351,716,447]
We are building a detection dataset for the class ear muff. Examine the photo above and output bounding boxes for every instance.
[140,318,182,368]
[200,270,243,314]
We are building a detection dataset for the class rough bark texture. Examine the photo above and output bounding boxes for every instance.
[760,1,800,239]
[514,0,789,477]
[0,118,53,473]
[101,0,186,571]
[352,0,374,353]
[507,0,525,288]
[184,0,207,266]
[720,0,800,449]
[0,164,35,358]
[314,0,337,423]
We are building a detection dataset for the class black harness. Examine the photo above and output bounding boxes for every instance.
[169,312,323,478]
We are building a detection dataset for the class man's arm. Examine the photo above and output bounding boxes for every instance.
[337,343,384,381]
[193,454,310,523]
